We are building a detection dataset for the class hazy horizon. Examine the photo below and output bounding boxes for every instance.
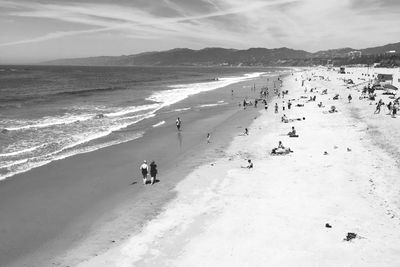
[1,0,400,64]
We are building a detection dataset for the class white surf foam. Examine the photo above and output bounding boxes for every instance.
[198,102,228,108]
[0,131,145,181]
[105,104,159,118]
[146,72,265,108]
[0,145,44,157]
[152,121,166,128]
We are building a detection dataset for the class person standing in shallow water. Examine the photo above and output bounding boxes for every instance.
[176,117,182,131]
[149,161,158,185]
[140,160,149,185]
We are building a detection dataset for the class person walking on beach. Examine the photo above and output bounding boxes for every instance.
[244,128,249,135]
[149,161,158,185]
[392,102,399,118]
[176,117,182,131]
[387,101,393,114]
[207,133,211,143]
[275,103,278,113]
[375,99,384,114]
[288,100,292,110]
[140,160,149,185]
[348,94,352,103]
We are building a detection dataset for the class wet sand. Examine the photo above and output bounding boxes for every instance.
[0,73,279,266]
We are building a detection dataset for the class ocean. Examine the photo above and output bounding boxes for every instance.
[0,65,283,180]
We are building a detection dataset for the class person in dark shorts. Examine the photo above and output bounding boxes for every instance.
[140,160,149,185]
[149,161,158,185]
[176,117,182,131]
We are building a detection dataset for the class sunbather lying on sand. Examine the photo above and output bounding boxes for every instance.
[333,94,339,100]
[328,106,338,113]
[288,126,299,137]
[288,117,306,122]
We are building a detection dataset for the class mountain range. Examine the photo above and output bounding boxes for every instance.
[43,42,400,67]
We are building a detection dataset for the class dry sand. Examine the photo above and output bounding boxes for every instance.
[78,68,400,266]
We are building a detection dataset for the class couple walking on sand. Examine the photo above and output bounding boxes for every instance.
[140,160,158,185]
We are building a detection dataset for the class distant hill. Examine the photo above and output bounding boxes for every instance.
[42,42,400,67]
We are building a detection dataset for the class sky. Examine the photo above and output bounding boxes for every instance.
[0,0,399,64]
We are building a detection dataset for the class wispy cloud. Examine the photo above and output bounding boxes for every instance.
[0,27,118,47]
[0,0,399,62]
[0,0,294,47]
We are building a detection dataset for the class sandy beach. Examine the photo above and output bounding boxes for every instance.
[75,67,400,266]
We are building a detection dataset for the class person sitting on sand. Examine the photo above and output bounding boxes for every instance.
[278,141,285,149]
[271,141,293,155]
[241,159,253,169]
[318,102,324,108]
[288,126,298,137]
[281,114,289,123]
[140,160,149,185]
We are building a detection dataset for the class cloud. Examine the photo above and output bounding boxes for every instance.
[0,0,399,61]
[0,27,118,47]
[0,0,297,48]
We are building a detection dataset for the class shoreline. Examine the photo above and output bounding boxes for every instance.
[78,67,400,266]
[0,72,283,267]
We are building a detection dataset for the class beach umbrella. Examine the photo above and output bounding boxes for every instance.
[384,84,398,90]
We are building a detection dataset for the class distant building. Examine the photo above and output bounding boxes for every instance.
[347,51,362,58]
[385,50,396,54]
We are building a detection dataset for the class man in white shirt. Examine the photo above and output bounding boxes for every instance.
[140,160,149,185]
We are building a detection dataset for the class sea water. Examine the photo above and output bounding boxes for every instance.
[0,65,279,180]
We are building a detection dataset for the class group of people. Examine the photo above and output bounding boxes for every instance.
[138,117,184,185]
[140,160,158,185]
